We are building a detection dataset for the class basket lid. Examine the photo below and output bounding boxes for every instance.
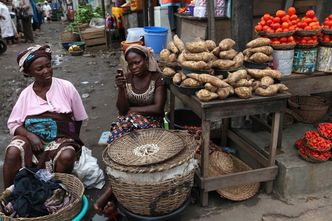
[209,151,260,201]
[103,130,199,173]
[107,129,185,167]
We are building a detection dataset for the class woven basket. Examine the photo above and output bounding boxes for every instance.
[0,173,84,221]
[208,151,260,201]
[322,28,332,35]
[296,43,318,49]
[298,151,326,163]
[304,140,332,152]
[271,43,296,50]
[255,30,266,37]
[109,169,194,216]
[319,40,332,47]
[288,96,329,124]
[266,31,295,38]
[296,29,321,36]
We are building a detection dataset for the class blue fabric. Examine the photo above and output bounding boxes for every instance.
[30,0,40,26]
[24,118,57,141]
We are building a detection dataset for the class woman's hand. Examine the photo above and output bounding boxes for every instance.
[26,132,44,152]
[115,74,126,89]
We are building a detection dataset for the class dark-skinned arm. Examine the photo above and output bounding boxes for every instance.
[75,120,82,135]
[115,74,130,115]
[128,84,167,115]
[14,126,44,151]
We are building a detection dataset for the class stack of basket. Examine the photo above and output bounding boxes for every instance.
[102,128,199,216]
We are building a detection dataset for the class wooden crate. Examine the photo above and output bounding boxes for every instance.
[80,27,106,47]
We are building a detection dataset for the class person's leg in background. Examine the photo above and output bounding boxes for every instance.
[168,5,178,36]
[22,16,34,43]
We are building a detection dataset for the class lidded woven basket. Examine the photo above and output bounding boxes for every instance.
[103,128,199,216]
[0,173,84,221]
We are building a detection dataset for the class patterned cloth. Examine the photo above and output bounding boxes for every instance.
[107,112,162,144]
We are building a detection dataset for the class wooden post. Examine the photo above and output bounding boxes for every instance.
[231,0,254,51]
[143,0,149,26]
[149,0,154,26]
[316,0,332,23]
[207,0,215,41]
[101,0,106,19]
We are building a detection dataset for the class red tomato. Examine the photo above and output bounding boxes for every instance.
[288,7,296,16]
[306,10,315,18]
[263,13,271,21]
[271,23,281,30]
[301,39,307,44]
[304,26,312,30]
[255,25,263,31]
[282,22,289,29]
[290,14,298,21]
[323,36,330,42]
[282,15,290,22]
[273,17,281,23]
[272,40,280,45]
[276,28,283,33]
[288,36,294,42]
[280,37,288,43]
[307,40,315,44]
[276,10,286,18]
[266,19,273,26]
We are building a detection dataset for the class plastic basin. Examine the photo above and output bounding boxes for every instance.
[144,26,168,54]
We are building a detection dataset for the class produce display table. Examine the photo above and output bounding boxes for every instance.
[282,71,332,96]
[168,84,290,206]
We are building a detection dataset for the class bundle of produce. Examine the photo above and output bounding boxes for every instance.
[304,130,331,152]
[322,14,332,34]
[171,71,205,95]
[178,39,215,72]
[160,34,185,63]
[318,122,332,140]
[243,38,273,68]
[211,38,244,71]
[255,7,298,38]
[270,36,296,50]
[319,33,332,47]
[296,138,331,162]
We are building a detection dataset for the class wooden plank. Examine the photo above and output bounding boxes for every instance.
[170,91,175,129]
[228,129,269,166]
[221,118,230,147]
[282,74,332,96]
[232,0,254,51]
[207,0,216,41]
[196,166,278,191]
[85,38,107,47]
[200,120,211,206]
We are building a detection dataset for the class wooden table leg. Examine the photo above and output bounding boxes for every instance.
[266,112,281,193]
[170,91,175,129]
[277,112,284,149]
[200,120,210,206]
[221,118,230,147]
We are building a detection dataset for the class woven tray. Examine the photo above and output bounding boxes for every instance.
[296,29,321,36]
[298,150,329,163]
[304,140,331,152]
[0,173,84,221]
[175,84,204,96]
[296,43,318,49]
[271,43,296,50]
[102,130,199,173]
[107,128,184,167]
[319,40,332,47]
[322,28,332,35]
[266,31,295,38]
[243,60,269,69]
[255,30,266,37]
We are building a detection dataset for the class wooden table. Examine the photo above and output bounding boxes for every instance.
[169,84,290,206]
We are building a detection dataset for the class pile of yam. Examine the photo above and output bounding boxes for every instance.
[243,38,273,64]
[160,34,185,63]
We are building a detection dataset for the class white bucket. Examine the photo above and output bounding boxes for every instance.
[273,49,294,76]
[126,28,145,43]
[316,46,332,73]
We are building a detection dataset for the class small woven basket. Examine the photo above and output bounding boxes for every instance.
[0,173,84,221]
[298,151,329,163]
[266,31,295,38]
[322,28,332,35]
[304,140,332,153]
[271,43,296,50]
[255,30,266,37]
[296,29,321,36]
[288,96,329,124]
[296,43,318,49]
[319,40,332,47]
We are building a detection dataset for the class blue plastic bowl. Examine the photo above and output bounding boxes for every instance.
[71,195,89,221]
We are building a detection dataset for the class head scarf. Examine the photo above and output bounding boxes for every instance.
[124,45,161,73]
[17,45,52,75]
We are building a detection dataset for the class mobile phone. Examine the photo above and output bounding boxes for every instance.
[116,68,124,76]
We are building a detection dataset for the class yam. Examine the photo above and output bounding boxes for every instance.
[183,51,215,62]
[172,73,182,85]
[199,74,230,88]
[255,84,288,97]
[204,83,218,92]
[252,80,261,91]
[180,78,200,87]
[205,40,217,51]
[260,76,274,89]
[163,67,176,77]
[219,49,238,60]
[249,46,273,56]
[167,41,179,54]
[187,73,201,82]
[160,49,171,62]
[249,52,270,63]
[247,69,282,80]
[234,79,254,88]
[173,34,185,52]
[212,59,236,70]
[177,52,185,64]
[185,40,207,53]
[233,52,244,68]
[180,71,187,81]
[212,47,221,57]
[227,69,248,85]
[246,37,271,48]
[168,53,177,62]
[182,61,210,70]
[219,38,236,51]
[196,89,219,102]
[235,87,252,99]
[217,87,233,99]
